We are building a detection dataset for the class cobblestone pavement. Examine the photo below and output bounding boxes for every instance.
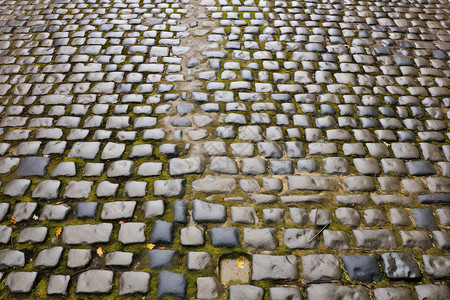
[0,0,448,298]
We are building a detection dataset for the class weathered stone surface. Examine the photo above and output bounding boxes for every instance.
[353,230,397,249]
[244,228,278,251]
[67,249,91,268]
[269,287,302,300]
[415,284,450,300]
[76,270,113,293]
[62,224,113,244]
[169,157,205,175]
[307,284,370,300]
[34,246,63,268]
[373,287,413,300]
[229,285,264,300]
[101,201,136,220]
[47,275,70,295]
[288,176,340,191]
[380,253,421,279]
[0,249,25,269]
[196,277,221,299]
[192,176,236,194]
[302,254,342,281]
[283,229,318,249]
[5,272,37,293]
[153,179,185,197]
[192,199,226,223]
[119,272,150,295]
[422,255,450,279]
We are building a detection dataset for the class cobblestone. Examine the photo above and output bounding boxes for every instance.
[0,0,448,297]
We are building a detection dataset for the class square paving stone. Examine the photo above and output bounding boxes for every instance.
[373,287,413,300]
[229,285,264,300]
[411,208,438,229]
[269,287,301,300]
[31,180,61,199]
[64,180,93,199]
[12,202,37,223]
[119,272,150,295]
[40,204,71,221]
[5,271,37,293]
[141,200,165,218]
[76,202,98,218]
[16,156,50,176]
[210,227,240,248]
[150,220,173,244]
[342,255,382,282]
[17,227,48,243]
[157,271,186,300]
[105,251,133,267]
[302,254,342,281]
[148,249,176,268]
[380,253,421,279]
[101,201,136,220]
[173,200,188,223]
[67,249,91,268]
[197,277,221,299]
[34,246,63,269]
[47,275,70,295]
[187,251,212,270]
[76,270,113,293]
[3,179,30,196]
[118,222,146,244]
[0,249,25,269]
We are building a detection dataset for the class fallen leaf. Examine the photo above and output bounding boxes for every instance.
[32,214,38,220]
[157,247,165,249]
[55,227,62,237]
[97,247,103,257]
[56,201,63,204]
[237,256,245,268]
[11,218,16,224]
[147,244,155,250]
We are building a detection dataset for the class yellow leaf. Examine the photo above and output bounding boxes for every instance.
[157,247,165,249]
[97,247,103,257]
[147,244,155,250]
[237,256,245,268]
[55,227,62,237]
[11,218,16,224]
[56,201,63,204]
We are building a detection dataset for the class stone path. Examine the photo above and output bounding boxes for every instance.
[0,0,448,298]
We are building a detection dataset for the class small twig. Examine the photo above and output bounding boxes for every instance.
[308,221,330,243]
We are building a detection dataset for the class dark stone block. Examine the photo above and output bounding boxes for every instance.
[342,255,382,282]
[173,200,188,224]
[397,131,416,142]
[418,194,450,205]
[210,227,240,248]
[147,250,176,268]
[16,157,50,176]
[411,208,438,230]
[150,220,173,244]
[76,202,98,218]
[157,271,186,300]
[406,161,436,176]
